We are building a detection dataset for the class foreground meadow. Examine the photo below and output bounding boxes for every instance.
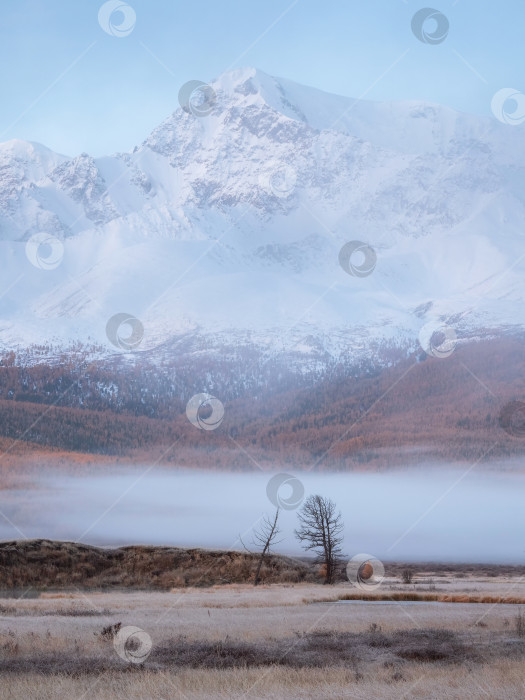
[2,574,525,699]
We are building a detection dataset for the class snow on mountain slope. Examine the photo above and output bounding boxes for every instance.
[0,66,524,361]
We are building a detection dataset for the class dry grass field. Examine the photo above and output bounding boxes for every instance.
[0,539,315,589]
[2,573,525,699]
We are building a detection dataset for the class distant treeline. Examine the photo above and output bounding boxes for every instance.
[0,335,524,468]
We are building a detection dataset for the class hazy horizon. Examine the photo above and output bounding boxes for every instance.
[3,464,524,563]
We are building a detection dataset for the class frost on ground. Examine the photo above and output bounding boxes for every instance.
[2,580,525,698]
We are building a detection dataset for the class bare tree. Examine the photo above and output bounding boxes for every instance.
[241,509,283,586]
[401,568,413,585]
[295,494,344,584]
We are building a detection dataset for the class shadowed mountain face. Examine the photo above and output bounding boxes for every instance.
[0,67,523,363]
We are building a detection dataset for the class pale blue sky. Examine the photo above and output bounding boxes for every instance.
[0,0,522,156]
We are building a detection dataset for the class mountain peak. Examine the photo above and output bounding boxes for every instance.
[0,139,67,191]
[212,67,277,98]
[0,69,524,360]
[187,68,486,156]
[208,67,312,124]
[0,138,64,160]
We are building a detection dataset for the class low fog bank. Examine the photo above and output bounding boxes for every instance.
[2,466,525,563]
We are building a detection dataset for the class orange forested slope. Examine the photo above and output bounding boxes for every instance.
[0,336,523,472]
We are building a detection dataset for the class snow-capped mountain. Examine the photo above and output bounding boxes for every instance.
[0,67,524,361]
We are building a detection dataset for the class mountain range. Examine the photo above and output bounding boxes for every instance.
[1,66,524,368]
